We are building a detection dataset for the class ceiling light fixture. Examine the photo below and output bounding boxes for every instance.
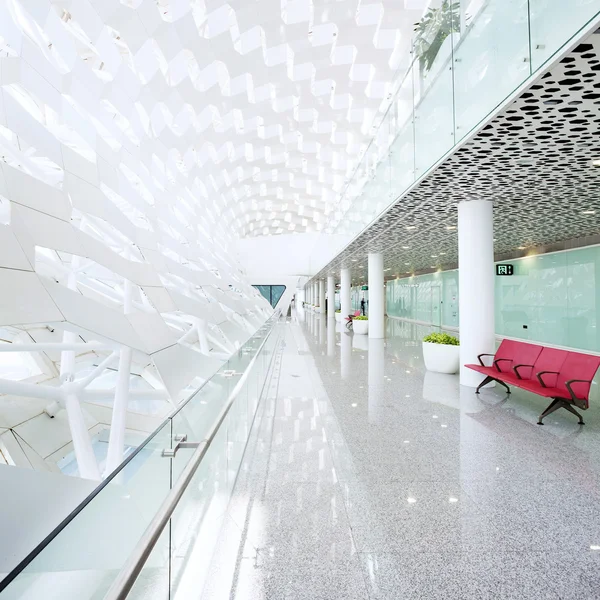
[592,158,600,167]
[406,226,416,230]
[581,210,596,215]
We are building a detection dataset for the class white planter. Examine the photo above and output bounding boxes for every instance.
[335,312,342,323]
[353,319,369,335]
[422,342,460,374]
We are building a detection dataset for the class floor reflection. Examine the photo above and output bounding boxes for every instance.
[199,313,600,600]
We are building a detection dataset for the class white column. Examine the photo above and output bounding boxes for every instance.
[319,279,326,313]
[327,276,335,319]
[105,347,132,475]
[368,253,384,339]
[64,393,101,480]
[458,199,495,387]
[341,268,351,318]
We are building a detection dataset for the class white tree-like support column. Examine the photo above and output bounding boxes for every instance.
[105,347,133,476]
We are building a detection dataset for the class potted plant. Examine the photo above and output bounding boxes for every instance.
[413,1,461,80]
[422,332,460,374]
[335,310,342,323]
[353,315,368,335]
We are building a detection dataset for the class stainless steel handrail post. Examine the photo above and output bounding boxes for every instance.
[104,316,280,600]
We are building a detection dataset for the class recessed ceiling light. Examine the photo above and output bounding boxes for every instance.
[402,246,410,249]
[591,158,600,167]
[581,210,596,215]
[517,246,526,250]
[405,262,410,265]
[406,226,416,230]
[431,255,438,258]
[358,265,364,267]
[446,226,456,230]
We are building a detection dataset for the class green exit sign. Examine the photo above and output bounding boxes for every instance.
[361,285,368,290]
[496,264,514,276]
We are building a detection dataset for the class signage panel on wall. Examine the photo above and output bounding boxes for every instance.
[496,264,514,276]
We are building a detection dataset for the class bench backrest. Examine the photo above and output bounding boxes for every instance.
[556,352,600,402]
[511,342,543,379]
[531,348,569,387]
[494,339,522,372]
[494,340,542,376]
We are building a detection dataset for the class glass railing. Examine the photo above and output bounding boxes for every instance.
[309,0,600,273]
[0,312,282,599]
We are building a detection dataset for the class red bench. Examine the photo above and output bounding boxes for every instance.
[466,340,600,425]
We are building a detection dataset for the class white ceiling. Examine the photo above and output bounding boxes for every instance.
[31,0,426,238]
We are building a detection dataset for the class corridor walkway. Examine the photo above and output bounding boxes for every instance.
[199,310,600,599]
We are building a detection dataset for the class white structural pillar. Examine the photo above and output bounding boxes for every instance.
[340,268,351,318]
[368,253,385,339]
[458,199,496,387]
[319,279,326,313]
[105,347,132,475]
[327,276,335,319]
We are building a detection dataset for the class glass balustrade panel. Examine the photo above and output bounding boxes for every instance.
[454,0,530,142]
[529,0,600,70]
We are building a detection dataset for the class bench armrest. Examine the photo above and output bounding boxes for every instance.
[565,379,592,410]
[493,358,512,372]
[536,370,559,388]
[513,364,534,380]
[477,353,495,367]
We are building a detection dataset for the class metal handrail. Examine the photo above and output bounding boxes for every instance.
[103,316,280,599]
[0,310,280,594]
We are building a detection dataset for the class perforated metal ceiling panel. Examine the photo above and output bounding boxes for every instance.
[312,33,600,284]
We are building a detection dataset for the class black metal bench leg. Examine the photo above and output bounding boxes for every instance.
[476,376,494,394]
[537,399,561,425]
[561,401,585,425]
[497,379,511,395]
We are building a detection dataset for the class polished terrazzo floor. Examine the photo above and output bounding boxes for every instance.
[199,310,600,599]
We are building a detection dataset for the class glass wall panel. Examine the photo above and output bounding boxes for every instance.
[386,246,600,353]
[453,0,530,141]
[530,0,600,70]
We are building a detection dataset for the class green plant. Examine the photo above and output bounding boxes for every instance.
[354,315,368,321]
[423,332,459,346]
[335,309,341,313]
[413,1,461,74]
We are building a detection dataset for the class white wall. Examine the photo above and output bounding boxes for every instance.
[234,234,323,278]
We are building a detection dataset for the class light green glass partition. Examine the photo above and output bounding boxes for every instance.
[0,314,282,600]
[310,0,600,275]
[386,246,600,353]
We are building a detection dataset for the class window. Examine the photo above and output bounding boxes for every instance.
[253,285,286,308]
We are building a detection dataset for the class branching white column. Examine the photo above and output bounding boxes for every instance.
[61,261,100,480]
[106,259,134,476]
[368,253,384,339]
[341,268,351,318]
[327,276,335,319]
[319,280,326,313]
[458,200,495,387]
[105,347,132,475]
